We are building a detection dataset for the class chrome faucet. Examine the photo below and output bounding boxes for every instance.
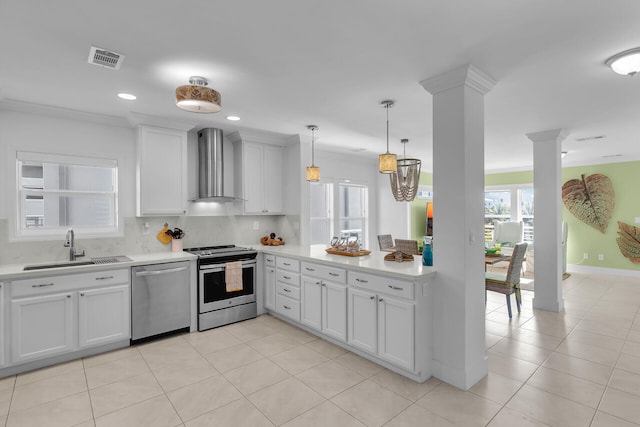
[63,228,85,261]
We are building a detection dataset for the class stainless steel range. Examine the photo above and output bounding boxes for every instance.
[185,245,258,331]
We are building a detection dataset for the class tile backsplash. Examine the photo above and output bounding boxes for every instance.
[0,216,299,265]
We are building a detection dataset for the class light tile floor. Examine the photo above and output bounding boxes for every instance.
[1,272,639,426]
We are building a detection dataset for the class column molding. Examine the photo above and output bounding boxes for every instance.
[419,64,495,390]
[527,128,567,312]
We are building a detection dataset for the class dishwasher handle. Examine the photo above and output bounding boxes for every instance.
[134,266,188,277]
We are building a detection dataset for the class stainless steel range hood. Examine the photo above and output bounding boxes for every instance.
[194,128,237,202]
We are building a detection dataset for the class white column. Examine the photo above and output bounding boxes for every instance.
[420,64,496,390]
[527,129,567,312]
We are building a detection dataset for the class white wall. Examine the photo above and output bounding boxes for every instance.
[0,105,296,264]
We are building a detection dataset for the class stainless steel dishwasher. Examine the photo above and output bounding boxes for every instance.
[131,261,191,342]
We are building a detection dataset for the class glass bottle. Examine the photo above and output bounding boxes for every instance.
[422,243,433,266]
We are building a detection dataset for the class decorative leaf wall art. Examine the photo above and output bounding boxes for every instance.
[562,173,614,233]
[616,221,640,264]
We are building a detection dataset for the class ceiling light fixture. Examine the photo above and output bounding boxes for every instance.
[175,76,221,113]
[379,100,397,174]
[306,125,320,182]
[117,93,136,100]
[606,48,640,76]
[390,139,421,202]
[226,116,240,121]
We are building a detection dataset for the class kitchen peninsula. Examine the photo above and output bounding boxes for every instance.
[258,244,435,383]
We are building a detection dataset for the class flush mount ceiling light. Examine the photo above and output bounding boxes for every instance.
[226,116,240,121]
[606,48,640,76]
[306,125,320,182]
[379,100,397,174]
[390,139,421,202]
[175,76,221,113]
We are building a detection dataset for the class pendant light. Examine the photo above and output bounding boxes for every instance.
[379,100,397,173]
[175,76,221,113]
[306,125,320,182]
[390,138,421,201]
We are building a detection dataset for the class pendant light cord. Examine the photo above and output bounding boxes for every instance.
[385,103,390,154]
[311,127,316,166]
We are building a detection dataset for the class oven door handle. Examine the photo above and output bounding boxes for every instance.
[135,266,188,277]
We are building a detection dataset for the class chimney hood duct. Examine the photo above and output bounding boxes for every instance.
[195,128,236,202]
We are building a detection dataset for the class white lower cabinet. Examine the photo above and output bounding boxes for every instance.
[348,287,415,372]
[78,285,130,348]
[0,283,5,367]
[265,256,424,377]
[11,292,74,363]
[377,295,414,371]
[301,278,347,342]
[9,269,130,365]
[264,265,276,311]
[347,288,377,353]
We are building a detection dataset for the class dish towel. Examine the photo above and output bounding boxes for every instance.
[225,261,243,292]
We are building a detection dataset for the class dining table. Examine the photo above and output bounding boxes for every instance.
[485,253,511,271]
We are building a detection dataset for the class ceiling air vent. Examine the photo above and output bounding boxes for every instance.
[88,46,124,70]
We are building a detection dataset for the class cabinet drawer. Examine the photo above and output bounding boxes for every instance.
[276,282,300,300]
[301,262,346,284]
[276,257,300,272]
[264,254,276,267]
[12,269,130,298]
[275,294,300,321]
[348,271,414,300]
[276,270,300,286]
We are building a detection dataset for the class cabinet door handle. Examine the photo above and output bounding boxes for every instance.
[283,262,291,266]
[283,288,291,292]
[66,294,72,298]
[95,276,114,281]
[283,275,291,280]
[356,278,368,283]
[321,283,326,287]
[329,272,339,277]
[32,283,54,288]
[283,305,291,310]
[80,292,85,296]
[370,296,375,300]
[388,285,404,291]
[379,298,384,302]
[305,267,315,271]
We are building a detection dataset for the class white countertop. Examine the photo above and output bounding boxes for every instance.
[256,244,436,281]
[0,252,197,281]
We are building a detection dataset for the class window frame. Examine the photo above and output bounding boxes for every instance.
[15,151,120,240]
[485,184,534,244]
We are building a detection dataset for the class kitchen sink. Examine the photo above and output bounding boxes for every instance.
[23,255,132,271]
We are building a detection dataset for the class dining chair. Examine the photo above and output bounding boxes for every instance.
[377,234,395,251]
[395,239,419,255]
[485,242,528,318]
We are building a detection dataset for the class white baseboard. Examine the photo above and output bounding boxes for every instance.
[567,264,640,278]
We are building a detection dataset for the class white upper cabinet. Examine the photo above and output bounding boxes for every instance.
[231,131,285,215]
[137,125,188,216]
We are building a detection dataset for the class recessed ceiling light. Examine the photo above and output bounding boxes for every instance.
[606,47,640,76]
[117,93,136,100]
[226,116,240,121]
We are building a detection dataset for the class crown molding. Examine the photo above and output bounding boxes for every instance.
[525,128,570,144]
[226,128,292,146]
[0,99,131,128]
[420,64,497,96]
[126,112,198,131]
